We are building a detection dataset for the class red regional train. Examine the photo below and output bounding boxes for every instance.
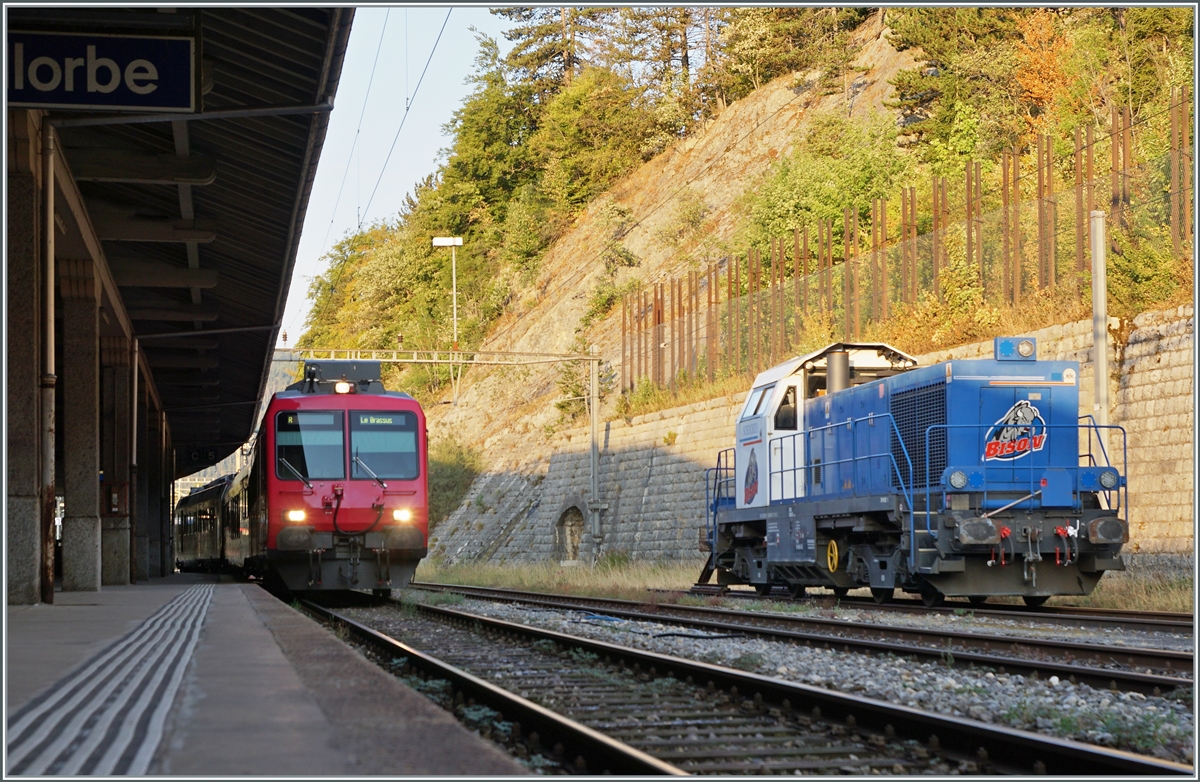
[174,360,429,594]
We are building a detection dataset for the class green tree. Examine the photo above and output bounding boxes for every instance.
[491,7,608,101]
[743,110,912,246]
[528,67,655,209]
[440,32,539,223]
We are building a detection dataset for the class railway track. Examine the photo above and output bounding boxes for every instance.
[681,584,1194,635]
[411,583,1192,696]
[302,595,1190,775]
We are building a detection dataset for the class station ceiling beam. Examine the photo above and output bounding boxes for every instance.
[143,354,219,369]
[69,150,217,186]
[127,306,219,322]
[91,213,217,244]
[109,258,219,289]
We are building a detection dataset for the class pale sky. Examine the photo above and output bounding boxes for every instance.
[277,6,512,347]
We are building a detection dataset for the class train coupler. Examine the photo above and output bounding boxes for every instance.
[375,547,391,585]
[307,548,325,587]
[339,536,362,586]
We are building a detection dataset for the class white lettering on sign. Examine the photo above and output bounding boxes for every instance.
[10,42,160,95]
[87,45,121,93]
[125,59,158,94]
[29,55,61,91]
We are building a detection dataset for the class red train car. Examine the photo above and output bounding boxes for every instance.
[211,359,429,594]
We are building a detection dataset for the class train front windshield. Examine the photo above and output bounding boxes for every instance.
[351,411,419,480]
[276,411,345,480]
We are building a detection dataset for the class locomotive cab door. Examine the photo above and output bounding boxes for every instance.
[735,384,773,509]
[768,383,804,502]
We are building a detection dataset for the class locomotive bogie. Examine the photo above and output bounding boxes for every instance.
[704,342,1129,603]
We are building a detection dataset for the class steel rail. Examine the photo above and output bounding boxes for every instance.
[274,348,600,365]
[684,584,1194,635]
[401,600,1190,775]
[299,600,685,776]
[411,584,1192,695]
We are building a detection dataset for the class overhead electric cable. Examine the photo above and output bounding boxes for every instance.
[282,8,390,344]
[359,7,452,227]
[316,8,391,259]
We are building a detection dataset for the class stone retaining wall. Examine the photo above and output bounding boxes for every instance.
[432,306,1193,573]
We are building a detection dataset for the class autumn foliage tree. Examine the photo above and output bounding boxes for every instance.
[1014,9,1071,132]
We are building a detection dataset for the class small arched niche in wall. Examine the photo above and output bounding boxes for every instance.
[555,506,585,564]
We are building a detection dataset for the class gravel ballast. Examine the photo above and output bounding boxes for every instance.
[394,596,1194,766]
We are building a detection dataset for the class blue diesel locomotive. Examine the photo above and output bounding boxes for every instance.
[704,339,1128,606]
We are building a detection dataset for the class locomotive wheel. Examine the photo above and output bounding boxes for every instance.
[870,587,894,604]
[1022,595,1050,607]
[831,587,850,597]
[754,584,773,596]
[919,584,945,607]
[968,595,989,606]
[372,588,392,598]
[787,583,806,599]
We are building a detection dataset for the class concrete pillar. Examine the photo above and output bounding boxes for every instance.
[60,259,102,591]
[100,339,131,585]
[163,440,174,575]
[6,113,43,605]
[147,411,165,577]
[135,383,151,581]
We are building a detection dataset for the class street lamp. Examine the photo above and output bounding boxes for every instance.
[432,236,463,350]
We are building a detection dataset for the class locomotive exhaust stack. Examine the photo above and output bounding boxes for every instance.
[703,340,1128,607]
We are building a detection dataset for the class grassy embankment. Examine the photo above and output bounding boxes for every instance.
[414,557,1193,614]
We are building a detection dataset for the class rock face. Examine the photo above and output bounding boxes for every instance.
[424,10,918,473]
[431,306,1193,575]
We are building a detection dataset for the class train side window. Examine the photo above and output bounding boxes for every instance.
[774,386,797,430]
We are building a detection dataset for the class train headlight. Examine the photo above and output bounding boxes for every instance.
[1099,470,1119,489]
[334,381,353,394]
[1017,339,1035,358]
[393,508,413,523]
[948,470,969,490]
[286,509,306,522]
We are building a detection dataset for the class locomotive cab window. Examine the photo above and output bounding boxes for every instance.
[276,411,345,480]
[351,412,419,480]
[774,386,797,430]
[741,384,775,419]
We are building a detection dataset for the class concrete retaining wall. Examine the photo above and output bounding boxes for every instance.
[432,306,1193,573]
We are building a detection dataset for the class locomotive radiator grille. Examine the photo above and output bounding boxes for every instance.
[890,381,947,490]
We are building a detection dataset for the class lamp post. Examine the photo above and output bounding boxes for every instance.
[432,236,463,350]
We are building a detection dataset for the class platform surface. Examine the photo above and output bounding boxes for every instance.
[6,574,527,776]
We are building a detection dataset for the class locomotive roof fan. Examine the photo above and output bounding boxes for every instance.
[287,360,387,395]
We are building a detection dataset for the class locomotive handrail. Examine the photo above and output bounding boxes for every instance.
[706,448,736,572]
[789,413,915,511]
[1077,414,1121,473]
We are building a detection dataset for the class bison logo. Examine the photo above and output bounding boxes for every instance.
[984,400,1046,461]
[744,448,759,504]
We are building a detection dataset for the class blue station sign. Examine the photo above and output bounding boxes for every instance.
[8,31,195,112]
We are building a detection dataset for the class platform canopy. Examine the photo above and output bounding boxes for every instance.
[9,7,353,477]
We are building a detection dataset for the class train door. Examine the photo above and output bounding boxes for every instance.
[735,383,773,509]
[768,383,804,502]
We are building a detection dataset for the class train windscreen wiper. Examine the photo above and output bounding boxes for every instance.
[353,451,388,490]
[279,457,314,489]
